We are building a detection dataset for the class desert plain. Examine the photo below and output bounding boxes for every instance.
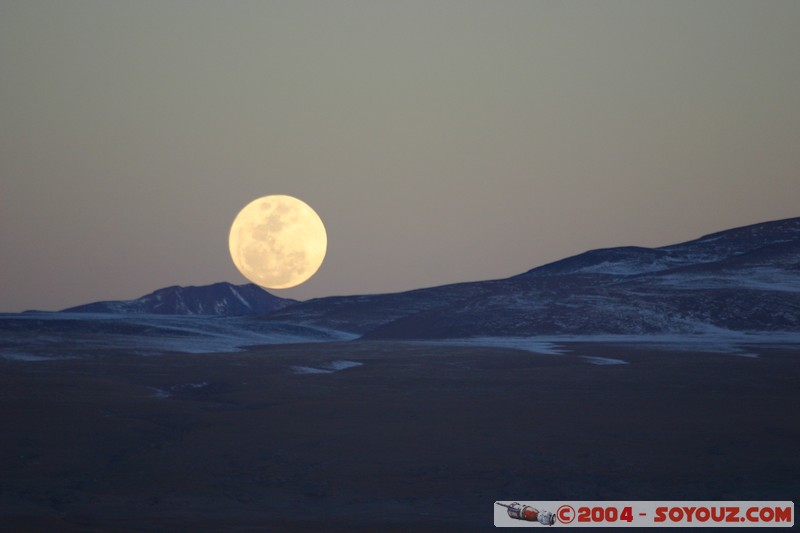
[1,337,798,531]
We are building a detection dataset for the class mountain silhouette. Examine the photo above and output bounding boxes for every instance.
[58,217,799,334]
[262,216,800,337]
[62,282,295,316]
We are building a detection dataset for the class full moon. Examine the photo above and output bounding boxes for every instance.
[228,195,327,289]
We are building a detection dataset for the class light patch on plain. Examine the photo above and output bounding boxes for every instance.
[148,387,171,398]
[290,366,334,374]
[148,382,209,399]
[176,381,209,390]
[0,351,77,362]
[580,356,628,365]
[326,360,363,370]
[0,313,358,357]
[728,351,760,358]
[290,360,364,374]
[428,337,566,355]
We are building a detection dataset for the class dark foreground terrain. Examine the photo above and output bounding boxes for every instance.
[1,341,798,531]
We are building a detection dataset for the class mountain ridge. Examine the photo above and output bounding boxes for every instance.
[264,216,800,338]
[56,217,800,334]
[62,282,296,316]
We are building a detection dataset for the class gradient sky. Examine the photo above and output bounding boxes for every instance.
[2,1,799,312]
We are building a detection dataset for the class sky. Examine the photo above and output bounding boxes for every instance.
[1,1,799,312]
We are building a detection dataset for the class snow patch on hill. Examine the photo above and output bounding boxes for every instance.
[0,313,357,360]
[427,331,800,358]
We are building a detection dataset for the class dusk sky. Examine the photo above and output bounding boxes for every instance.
[2,1,799,312]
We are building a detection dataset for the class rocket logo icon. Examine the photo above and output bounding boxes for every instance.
[496,501,556,526]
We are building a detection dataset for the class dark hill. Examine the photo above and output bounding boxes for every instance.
[62,282,295,316]
[263,217,800,337]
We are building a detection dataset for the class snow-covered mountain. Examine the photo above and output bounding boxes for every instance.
[55,217,800,334]
[62,282,296,316]
[264,217,800,338]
